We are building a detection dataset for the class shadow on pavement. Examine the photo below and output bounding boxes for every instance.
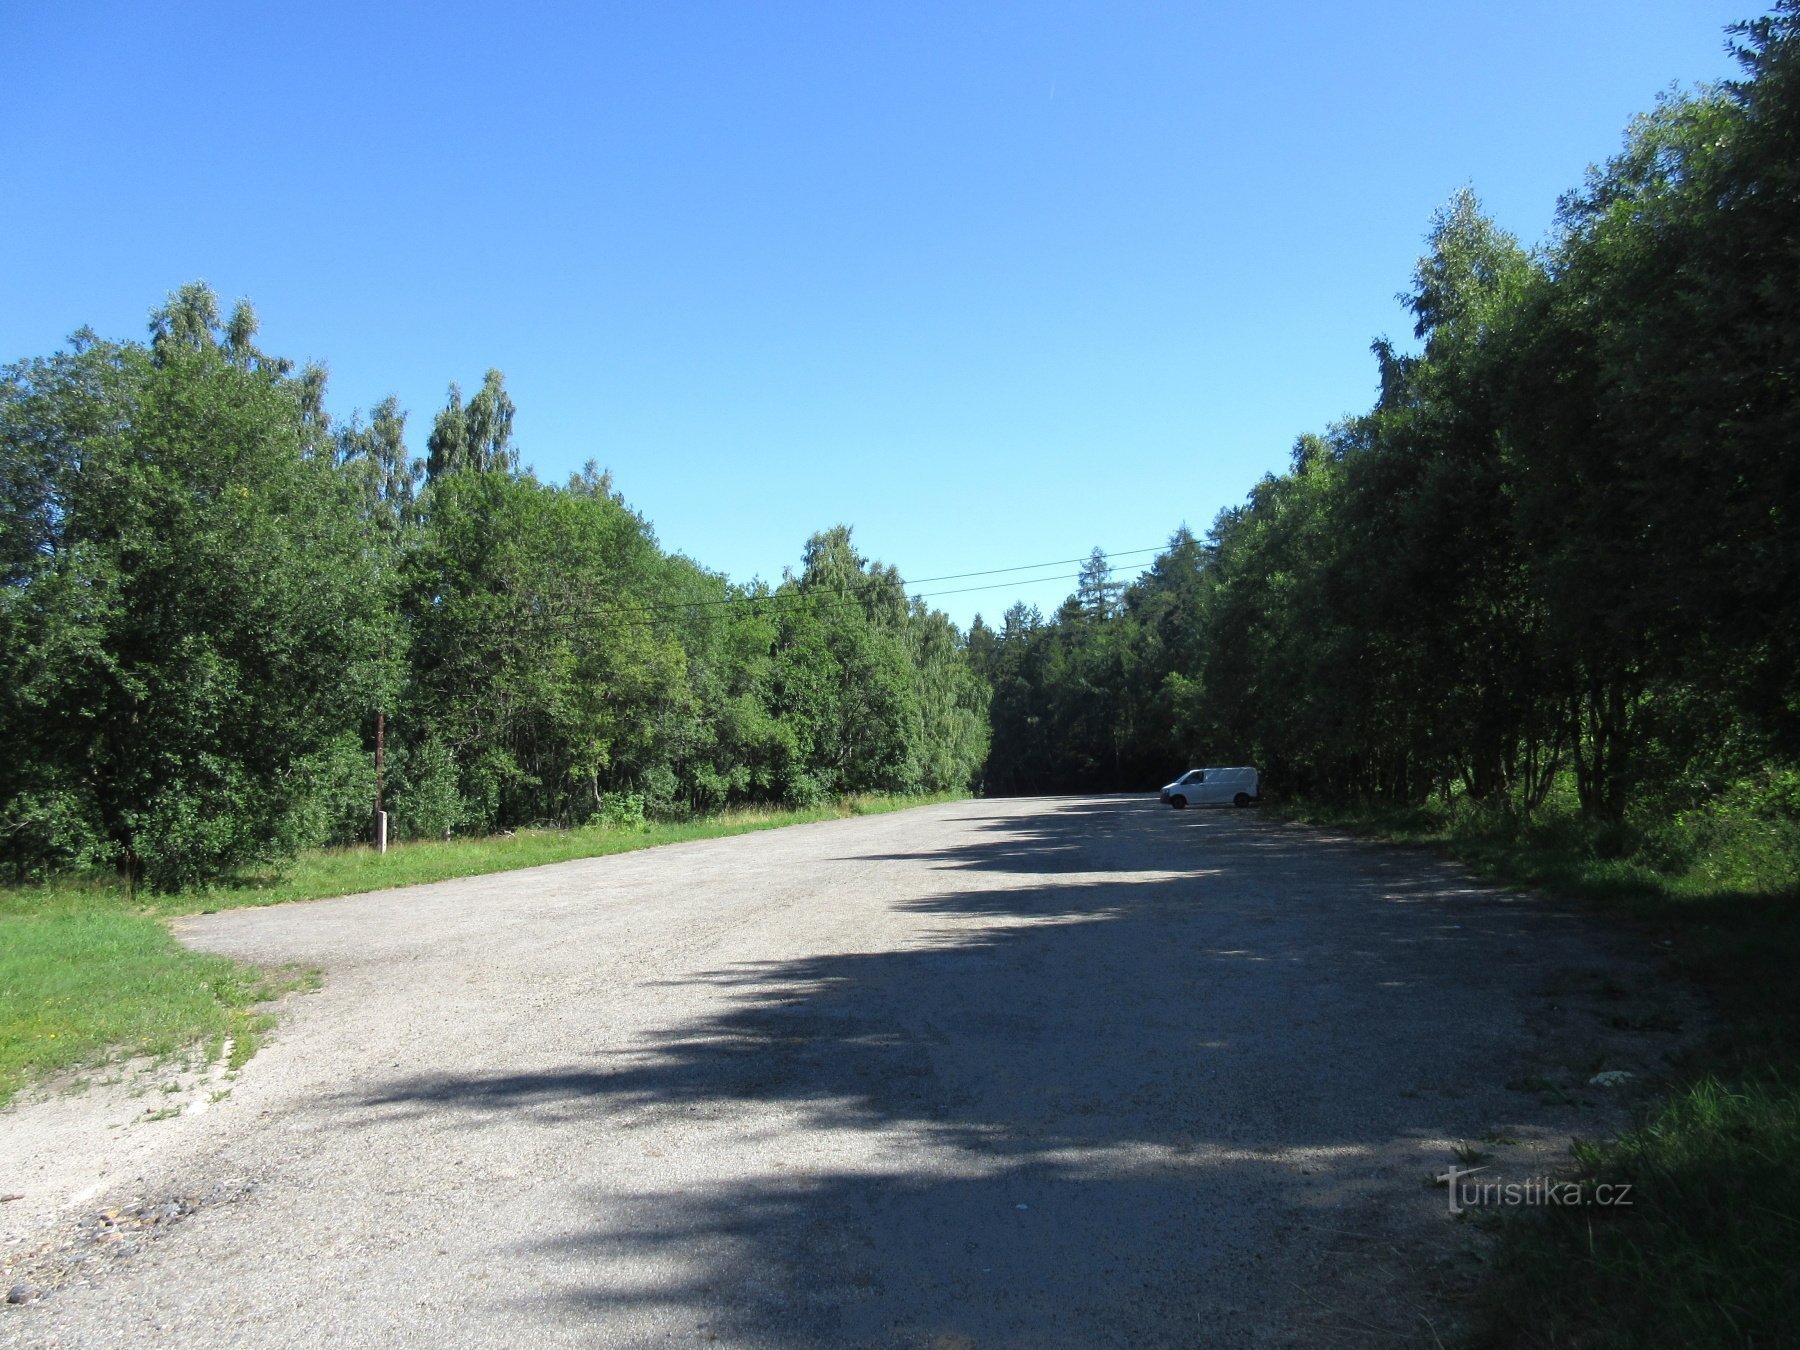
[342,796,1629,1346]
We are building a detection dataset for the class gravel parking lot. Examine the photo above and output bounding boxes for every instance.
[0,796,1687,1347]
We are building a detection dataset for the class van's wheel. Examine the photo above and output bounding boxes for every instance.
[1233,792,1251,808]
[1169,795,1187,810]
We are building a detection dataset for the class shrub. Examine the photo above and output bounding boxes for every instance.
[390,736,466,841]
[598,791,646,831]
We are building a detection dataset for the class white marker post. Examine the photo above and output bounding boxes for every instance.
[373,708,387,853]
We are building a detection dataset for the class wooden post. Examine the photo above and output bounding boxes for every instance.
[374,709,387,854]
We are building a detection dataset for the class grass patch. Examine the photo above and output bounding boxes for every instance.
[0,792,959,1104]
[1274,794,1800,1346]
[1475,1078,1800,1349]
[138,790,960,916]
[0,907,307,1107]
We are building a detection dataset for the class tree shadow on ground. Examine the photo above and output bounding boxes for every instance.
[340,796,1648,1346]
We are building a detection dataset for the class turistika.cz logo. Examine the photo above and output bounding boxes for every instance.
[1435,1165,1634,1216]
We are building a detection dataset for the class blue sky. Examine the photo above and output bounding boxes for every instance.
[1,1,1751,628]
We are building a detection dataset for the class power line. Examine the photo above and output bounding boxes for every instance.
[416,542,1175,639]
[902,546,1164,586]
[909,572,1091,600]
[509,543,1170,624]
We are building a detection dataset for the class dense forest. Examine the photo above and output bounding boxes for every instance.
[972,6,1800,889]
[6,7,1800,894]
[0,302,989,890]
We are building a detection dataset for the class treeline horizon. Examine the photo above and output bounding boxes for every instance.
[0,297,988,890]
[972,4,1800,888]
[7,5,1800,893]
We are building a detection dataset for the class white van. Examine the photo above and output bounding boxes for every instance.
[1159,766,1259,809]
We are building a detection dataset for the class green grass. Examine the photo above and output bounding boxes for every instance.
[0,792,959,1105]
[0,906,308,1106]
[1274,794,1800,1347]
[151,791,958,917]
[1475,1077,1800,1349]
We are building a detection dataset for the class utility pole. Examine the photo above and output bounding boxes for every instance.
[373,709,388,853]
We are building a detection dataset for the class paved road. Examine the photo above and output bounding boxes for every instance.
[2,797,1678,1347]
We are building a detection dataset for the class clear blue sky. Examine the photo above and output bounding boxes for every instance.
[1,1,1751,628]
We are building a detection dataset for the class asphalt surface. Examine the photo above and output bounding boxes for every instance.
[1,796,1683,1347]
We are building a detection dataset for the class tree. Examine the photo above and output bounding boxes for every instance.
[0,287,388,888]
[402,468,687,830]
[338,396,420,534]
[425,370,518,480]
[1,286,996,886]
[1075,547,1124,619]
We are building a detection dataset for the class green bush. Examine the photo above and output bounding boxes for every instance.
[132,776,299,894]
[288,732,377,848]
[1629,768,1800,893]
[390,737,467,841]
[598,791,646,831]
[0,787,104,882]
[634,765,684,823]
[782,770,828,809]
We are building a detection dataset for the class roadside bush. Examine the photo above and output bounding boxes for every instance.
[389,736,466,841]
[132,778,285,893]
[288,732,376,848]
[635,764,685,823]
[683,764,734,814]
[0,787,104,882]
[782,770,828,809]
[598,791,646,831]
[1651,771,1800,894]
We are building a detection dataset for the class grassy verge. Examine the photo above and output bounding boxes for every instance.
[1274,797,1800,1347]
[1473,1076,1800,1348]
[0,792,960,1106]
[144,791,959,916]
[0,902,313,1107]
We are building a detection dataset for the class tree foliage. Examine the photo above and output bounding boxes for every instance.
[979,10,1800,842]
[6,7,1798,886]
[0,302,987,889]
[0,298,390,888]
